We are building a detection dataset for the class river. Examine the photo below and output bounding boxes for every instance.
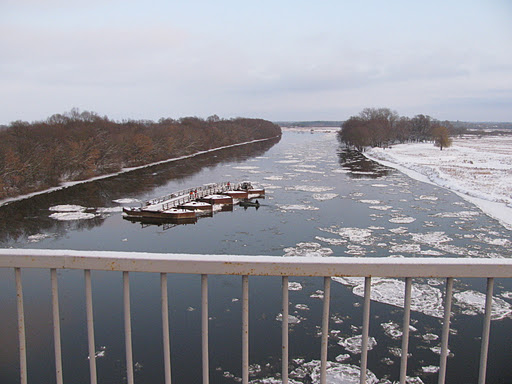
[1,130,511,383]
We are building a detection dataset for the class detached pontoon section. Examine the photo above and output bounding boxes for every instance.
[2,249,511,384]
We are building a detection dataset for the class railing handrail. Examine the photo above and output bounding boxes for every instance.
[1,249,512,278]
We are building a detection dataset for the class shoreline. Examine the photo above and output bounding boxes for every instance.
[363,149,512,231]
[0,135,280,208]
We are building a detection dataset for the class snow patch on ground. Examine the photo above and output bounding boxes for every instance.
[364,136,512,230]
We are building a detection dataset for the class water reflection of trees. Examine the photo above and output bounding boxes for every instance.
[337,146,392,178]
[0,137,280,243]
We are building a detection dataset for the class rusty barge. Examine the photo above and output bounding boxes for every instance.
[123,181,264,224]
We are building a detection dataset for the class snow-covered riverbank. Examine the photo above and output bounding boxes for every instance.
[364,135,512,230]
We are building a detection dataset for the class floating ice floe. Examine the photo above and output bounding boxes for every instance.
[288,282,303,291]
[453,290,512,320]
[319,226,373,243]
[359,199,381,204]
[310,290,324,299]
[112,198,140,204]
[286,185,336,193]
[232,166,259,170]
[422,333,439,341]
[294,168,325,174]
[369,205,393,211]
[335,354,350,362]
[27,233,53,243]
[312,193,339,201]
[49,204,98,221]
[345,245,367,256]
[264,175,285,181]
[332,277,445,318]
[295,304,309,310]
[389,227,409,234]
[96,206,123,213]
[278,204,319,211]
[433,211,479,219]
[418,195,438,201]
[421,365,440,374]
[338,335,377,354]
[410,231,452,245]
[291,360,379,384]
[283,242,333,257]
[381,321,414,340]
[389,243,422,254]
[389,216,416,224]
[50,212,98,221]
[315,236,348,246]
[275,313,301,324]
[49,204,87,212]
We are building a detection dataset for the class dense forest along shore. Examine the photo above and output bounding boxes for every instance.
[0,109,281,202]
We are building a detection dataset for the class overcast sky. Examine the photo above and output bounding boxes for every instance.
[1,0,511,124]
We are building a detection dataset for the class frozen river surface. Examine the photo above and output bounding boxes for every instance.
[1,131,511,383]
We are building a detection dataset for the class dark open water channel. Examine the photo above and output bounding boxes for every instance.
[1,131,511,383]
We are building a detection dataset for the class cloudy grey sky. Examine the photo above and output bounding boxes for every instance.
[1,0,511,124]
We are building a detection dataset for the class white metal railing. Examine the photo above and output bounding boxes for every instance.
[1,249,512,384]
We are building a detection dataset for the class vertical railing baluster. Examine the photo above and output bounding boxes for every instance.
[320,276,331,384]
[478,277,494,384]
[242,275,249,384]
[438,277,454,384]
[51,269,63,384]
[84,269,97,384]
[360,276,371,384]
[282,276,289,384]
[201,274,209,384]
[161,273,172,384]
[15,268,27,384]
[123,271,134,384]
[399,277,412,384]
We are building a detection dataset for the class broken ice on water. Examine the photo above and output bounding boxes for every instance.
[338,335,377,354]
[453,290,512,320]
[319,226,373,243]
[288,281,303,291]
[332,277,445,318]
[283,242,333,257]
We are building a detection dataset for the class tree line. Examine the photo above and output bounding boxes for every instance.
[0,109,281,200]
[337,108,465,151]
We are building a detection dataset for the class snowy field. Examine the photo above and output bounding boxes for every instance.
[364,135,512,230]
